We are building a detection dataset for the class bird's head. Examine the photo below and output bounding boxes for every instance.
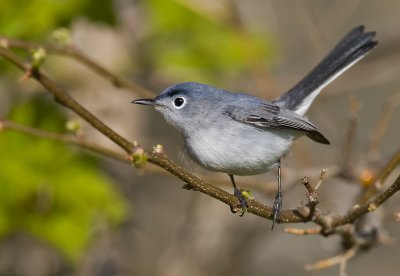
[132,82,226,131]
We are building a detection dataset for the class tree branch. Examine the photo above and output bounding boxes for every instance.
[356,147,400,206]
[332,173,400,228]
[284,227,321,235]
[0,120,128,163]
[0,46,135,153]
[340,96,360,179]
[0,36,154,98]
[305,245,358,276]
[367,91,400,161]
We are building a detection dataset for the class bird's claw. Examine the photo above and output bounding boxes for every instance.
[230,188,249,216]
[271,191,282,230]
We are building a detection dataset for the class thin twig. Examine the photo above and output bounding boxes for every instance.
[305,246,358,276]
[0,120,128,163]
[340,246,358,276]
[315,168,327,190]
[341,96,360,179]
[284,227,321,235]
[367,91,400,161]
[377,148,400,184]
[0,36,154,98]
[0,46,134,152]
[356,147,400,206]
[332,173,400,228]
[301,176,320,221]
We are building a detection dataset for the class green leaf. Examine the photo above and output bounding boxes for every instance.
[140,0,275,83]
[0,96,127,261]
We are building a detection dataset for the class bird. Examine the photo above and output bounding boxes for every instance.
[133,26,378,229]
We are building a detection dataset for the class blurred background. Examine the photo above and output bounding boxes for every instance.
[0,0,399,275]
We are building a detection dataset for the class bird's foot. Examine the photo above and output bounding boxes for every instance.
[230,188,249,217]
[271,191,282,230]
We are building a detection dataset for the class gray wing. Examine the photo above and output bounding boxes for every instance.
[224,103,330,144]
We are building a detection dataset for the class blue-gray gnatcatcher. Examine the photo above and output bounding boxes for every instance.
[133,26,377,228]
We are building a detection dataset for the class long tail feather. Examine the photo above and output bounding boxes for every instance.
[273,26,378,116]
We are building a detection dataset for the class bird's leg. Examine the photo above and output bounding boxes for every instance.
[228,174,248,216]
[271,160,282,230]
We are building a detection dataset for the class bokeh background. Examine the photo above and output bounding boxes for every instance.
[0,0,399,275]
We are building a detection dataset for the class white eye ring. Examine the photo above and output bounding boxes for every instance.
[172,97,186,109]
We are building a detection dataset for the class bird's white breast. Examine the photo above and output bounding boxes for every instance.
[183,120,299,176]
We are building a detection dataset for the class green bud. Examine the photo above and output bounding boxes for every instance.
[51,28,71,44]
[131,147,148,168]
[31,47,46,70]
[65,120,82,133]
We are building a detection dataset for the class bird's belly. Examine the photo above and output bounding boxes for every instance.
[184,125,297,176]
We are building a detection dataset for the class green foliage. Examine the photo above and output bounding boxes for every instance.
[142,0,274,83]
[0,0,115,39]
[0,97,126,261]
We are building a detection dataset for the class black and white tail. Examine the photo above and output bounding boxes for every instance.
[273,26,378,116]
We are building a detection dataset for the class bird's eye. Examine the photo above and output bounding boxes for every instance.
[173,97,186,109]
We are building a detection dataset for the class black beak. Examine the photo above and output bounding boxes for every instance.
[132,99,155,105]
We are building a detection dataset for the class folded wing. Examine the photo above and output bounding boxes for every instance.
[224,103,330,144]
